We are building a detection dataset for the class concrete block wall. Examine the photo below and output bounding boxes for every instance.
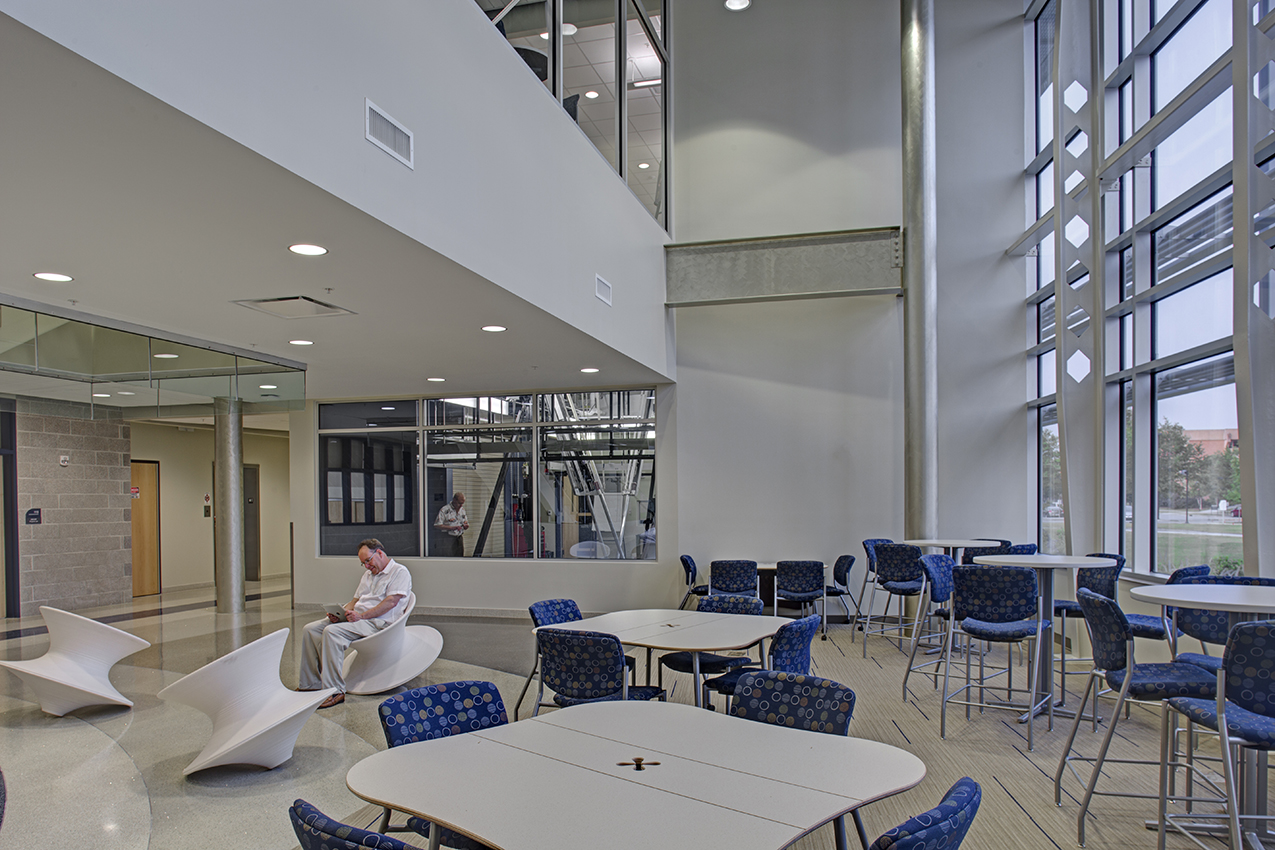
[15,397,132,617]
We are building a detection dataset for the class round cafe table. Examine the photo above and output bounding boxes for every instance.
[973,554,1116,721]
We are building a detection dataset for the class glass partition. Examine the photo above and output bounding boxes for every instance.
[425,428,533,558]
[320,431,420,557]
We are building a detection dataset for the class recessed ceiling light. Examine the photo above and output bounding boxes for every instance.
[259,384,277,389]
[117,391,136,396]
[34,272,73,282]
[585,90,599,99]
[289,339,314,345]
[92,393,110,398]
[481,325,507,333]
[540,23,577,37]
[381,406,395,410]
[427,377,446,382]
[580,367,600,373]
[153,353,179,359]
[638,162,650,169]
[288,244,328,256]
[724,0,750,9]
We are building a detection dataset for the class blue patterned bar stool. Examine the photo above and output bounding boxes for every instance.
[730,670,867,850]
[702,614,820,712]
[1125,565,1211,648]
[708,559,760,598]
[515,598,635,718]
[822,554,859,640]
[902,553,954,701]
[1052,589,1216,847]
[290,799,417,850]
[1158,621,1275,850]
[679,555,710,609]
[376,681,505,846]
[657,594,762,691]
[534,628,664,714]
[959,540,1010,564]
[1053,552,1125,706]
[867,777,982,850]
[941,565,1048,750]
[1171,576,1275,673]
[862,544,926,660]
[855,539,894,636]
[775,560,826,625]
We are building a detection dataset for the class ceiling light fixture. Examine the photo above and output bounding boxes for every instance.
[724,0,751,9]
[631,78,662,88]
[481,325,507,333]
[288,244,328,256]
[117,391,136,396]
[259,384,277,389]
[540,23,577,37]
[34,272,73,282]
[153,353,179,359]
[585,90,599,99]
[92,393,110,398]
[580,367,600,373]
[638,162,650,169]
[289,339,314,345]
[427,377,446,382]
[381,406,395,410]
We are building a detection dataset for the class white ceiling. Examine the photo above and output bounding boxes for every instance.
[0,12,669,412]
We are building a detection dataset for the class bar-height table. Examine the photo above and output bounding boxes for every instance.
[1129,583,1275,841]
[973,554,1116,721]
[541,608,786,708]
[903,538,1004,560]
[347,700,927,850]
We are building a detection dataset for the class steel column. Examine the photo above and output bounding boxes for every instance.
[214,395,245,614]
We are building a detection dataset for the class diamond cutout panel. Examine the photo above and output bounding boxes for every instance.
[1065,170,1084,193]
[1257,270,1274,319]
[1256,61,1275,111]
[1066,350,1091,383]
[1064,81,1088,113]
[1067,305,1090,337]
[1065,130,1089,158]
[1065,215,1090,248]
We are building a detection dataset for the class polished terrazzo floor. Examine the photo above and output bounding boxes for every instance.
[0,579,1260,850]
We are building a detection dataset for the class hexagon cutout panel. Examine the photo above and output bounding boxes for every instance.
[1066,349,1091,383]
[1065,170,1084,193]
[1065,215,1090,248]
[1257,270,1274,319]
[1255,61,1275,111]
[1066,130,1089,158]
[1064,81,1089,113]
[1067,305,1090,337]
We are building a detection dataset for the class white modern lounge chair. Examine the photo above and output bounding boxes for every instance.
[157,628,335,775]
[342,592,443,695]
[0,606,150,716]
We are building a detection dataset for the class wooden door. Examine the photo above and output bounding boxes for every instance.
[131,461,160,597]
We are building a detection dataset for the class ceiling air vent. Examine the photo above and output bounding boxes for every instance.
[595,274,613,306]
[366,98,414,169]
[233,296,357,319]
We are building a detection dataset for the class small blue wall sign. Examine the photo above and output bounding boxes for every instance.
[25,508,41,525]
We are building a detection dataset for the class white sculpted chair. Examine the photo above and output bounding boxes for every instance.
[341,592,443,695]
[0,606,150,716]
[157,628,335,775]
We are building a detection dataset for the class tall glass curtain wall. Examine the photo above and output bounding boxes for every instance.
[480,0,668,226]
[317,391,656,560]
[1023,0,1255,574]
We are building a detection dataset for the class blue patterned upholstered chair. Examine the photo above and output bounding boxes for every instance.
[775,560,826,626]
[855,539,894,635]
[708,559,759,597]
[1159,621,1275,850]
[730,670,867,850]
[821,554,860,640]
[868,777,982,850]
[1171,576,1275,673]
[534,628,664,714]
[1051,589,1217,847]
[657,594,762,691]
[862,544,927,659]
[1125,564,1211,644]
[1053,552,1125,703]
[376,681,505,846]
[960,540,1011,565]
[679,555,710,609]
[514,598,635,718]
[903,553,955,700]
[290,799,414,850]
[941,565,1048,749]
[701,614,820,711]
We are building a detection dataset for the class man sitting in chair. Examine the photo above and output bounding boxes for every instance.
[299,538,411,708]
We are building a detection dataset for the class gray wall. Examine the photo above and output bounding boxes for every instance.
[16,398,132,617]
[671,0,903,243]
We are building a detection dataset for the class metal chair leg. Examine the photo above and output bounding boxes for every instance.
[514,654,539,719]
